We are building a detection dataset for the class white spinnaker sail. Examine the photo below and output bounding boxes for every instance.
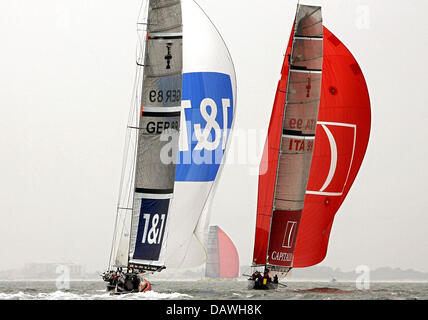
[163,0,237,269]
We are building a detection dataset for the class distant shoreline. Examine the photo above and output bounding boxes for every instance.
[0,279,427,283]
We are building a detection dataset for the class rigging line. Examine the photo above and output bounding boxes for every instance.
[123,28,145,213]
[108,39,142,270]
[293,55,323,62]
[137,0,148,24]
[117,23,145,210]
[110,0,147,269]
[125,37,145,265]
[176,232,200,272]
[123,79,140,213]
[161,232,199,282]
[301,20,322,30]
[121,70,139,211]
[301,7,321,21]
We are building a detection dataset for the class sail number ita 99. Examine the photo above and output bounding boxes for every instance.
[141,213,166,245]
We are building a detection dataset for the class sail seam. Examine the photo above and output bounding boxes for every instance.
[287,99,320,105]
[300,20,322,30]
[142,111,181,117]
[282,129,315,137]
[151,1,180,10]
[145,71,182,78]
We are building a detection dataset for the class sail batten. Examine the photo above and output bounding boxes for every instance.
[124,0,183,269]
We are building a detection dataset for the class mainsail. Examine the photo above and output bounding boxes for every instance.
[109,0,236,272]
[110,0,183,271]
[253,4,371,272]
[253,5,323,270]
[128,0,183,270]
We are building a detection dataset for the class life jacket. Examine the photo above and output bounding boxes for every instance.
[139,279,152,293]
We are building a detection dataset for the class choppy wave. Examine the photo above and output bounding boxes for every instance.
[0,281,426,300]
[0,290,191,300]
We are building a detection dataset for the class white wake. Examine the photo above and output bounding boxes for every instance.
[0,290,192,300]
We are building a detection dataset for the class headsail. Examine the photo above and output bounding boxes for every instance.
[253,5,323,269]
[293,26,371,267]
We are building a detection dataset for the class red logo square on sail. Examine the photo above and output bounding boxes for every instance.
[306,122,356,196]
[267,210,302,267]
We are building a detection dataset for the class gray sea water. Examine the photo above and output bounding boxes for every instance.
[0,280,427,300]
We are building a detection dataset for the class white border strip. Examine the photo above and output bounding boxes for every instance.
[294,36,323,40]
[149,32,183,37]
[138,193,173,200]
[282,134,316,140]
[290,69,322,74]
[143,106,181,112]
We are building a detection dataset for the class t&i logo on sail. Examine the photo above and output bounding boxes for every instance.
[175,72,234,182]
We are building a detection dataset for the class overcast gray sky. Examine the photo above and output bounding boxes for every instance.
[1,0,427,273]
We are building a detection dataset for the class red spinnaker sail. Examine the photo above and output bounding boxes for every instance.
[206,226,239,278]
[218,227,239,278]
[252,28,294,266]
[293,27,371,267]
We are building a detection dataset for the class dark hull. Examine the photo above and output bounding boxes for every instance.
[247,279,279,290]
[104,275,151,294]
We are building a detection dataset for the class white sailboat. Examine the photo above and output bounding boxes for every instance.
[103,0,236,294]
